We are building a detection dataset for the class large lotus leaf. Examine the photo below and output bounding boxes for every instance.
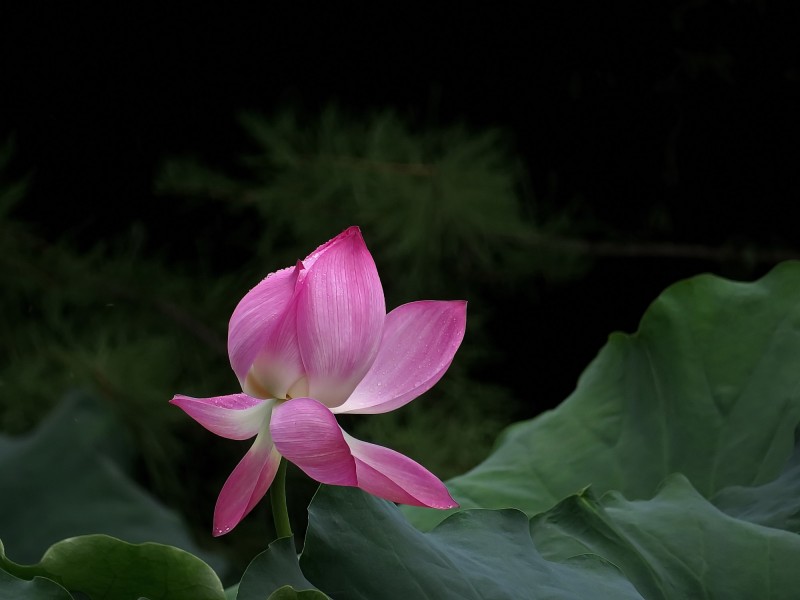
[531,474,800,599]
[225,584,239,600]
[712,430,800,534]
[0,565,72,600]
[297,486,642,600]
[266,588,328,600]
[0,392,223,572]
[406,261,800,529]
[287,480,800,599]
[237,537,326,600]
[0,534,224,600]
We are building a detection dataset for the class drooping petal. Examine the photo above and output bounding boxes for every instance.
[335,300,467,415]
[228,263,305,398]
[296,227,385,408]
[213,429,281,536]
[343,431,458,509]
[170,394,272,440]
[270,397,357,486]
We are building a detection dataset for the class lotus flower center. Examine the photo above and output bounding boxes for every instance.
[244,370,308,401]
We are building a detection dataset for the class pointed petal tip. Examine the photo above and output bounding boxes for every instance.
[448,299,468,320]
[170,393,190,409]
[439,498,459,510]
[406,494,459,510]
[170,393,200,406]
[212,439,281,536]
[323,225,367,255]
[170,393,270,440]
[306,225,363,255]
[212,502,243,537]
[343,433,458,508]
[339,225,362,238]
[414,488,459,510]
[422,486,459,509]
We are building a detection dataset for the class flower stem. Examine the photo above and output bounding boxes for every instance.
[270,458,293,539]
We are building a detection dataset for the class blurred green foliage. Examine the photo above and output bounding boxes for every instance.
[156,107,549,299]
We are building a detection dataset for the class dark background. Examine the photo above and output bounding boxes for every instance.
[4,1,798,408]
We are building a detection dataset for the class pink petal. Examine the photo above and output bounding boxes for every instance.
[299,225,361,271]
[335,300,467,415]
[213,431,281,536]
[269,398,357,486]
[296,227,385,408]
[343,431,458,509]
[228,263,305,399]
[170,394,272,440]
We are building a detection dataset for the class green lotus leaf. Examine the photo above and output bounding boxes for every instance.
[0,392,223,573]
[0,565,72,600]
[531,474,800,599]
[712,432,800,534]
[300,486,642,599]
[1,534,224,600]
[406,261,800,530]
[237,537,326,600]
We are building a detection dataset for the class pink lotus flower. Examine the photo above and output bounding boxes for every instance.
[171,226,466,535]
